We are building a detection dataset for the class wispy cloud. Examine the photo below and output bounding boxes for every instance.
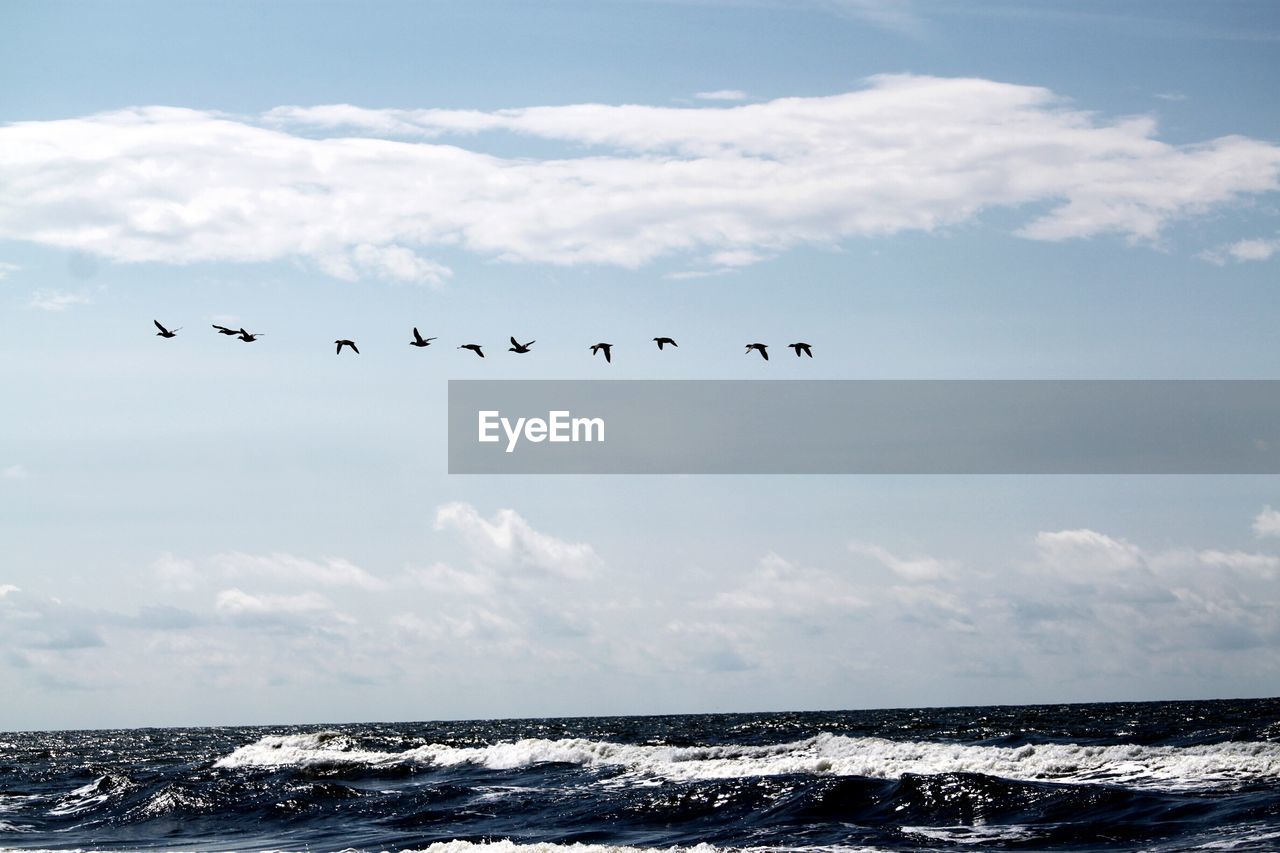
[434,503,601,580]
[1,76,1277,282]
[1200,236,1280,265]
[694,89,748,101]
[1254,505,1280,538]
[2,464,28,480]
[28,289,91,311]
[0,261,19,280]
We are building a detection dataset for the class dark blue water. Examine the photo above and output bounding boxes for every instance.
[2,699,1279,852]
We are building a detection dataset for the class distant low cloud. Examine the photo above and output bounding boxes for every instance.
[0,261,19,280]
[694,89,748,101]
[1254,505,1280,538]
[849,539,955,581]
[2,74,1277,282]
[1200,236,1280,265]
[28,289,91,311]
[2,464,28,480]
[435,502,601,580]
[212,552,387,591]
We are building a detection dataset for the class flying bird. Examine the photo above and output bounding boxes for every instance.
[153,320,180,338]
[459,344,485,358]
[590,343,613,363]
[237,328,264,342]
[212,324,240,336]
[653,337,678,350]
[745,343,769,360]
[788,342,813,358]
[335,339,359,355]
[509,337,535,354]
[410,328,436,348]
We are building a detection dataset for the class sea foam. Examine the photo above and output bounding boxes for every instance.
[213,730,1280,790]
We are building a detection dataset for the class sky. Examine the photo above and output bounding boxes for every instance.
[1,0,1279,731]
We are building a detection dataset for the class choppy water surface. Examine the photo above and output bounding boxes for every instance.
[2,699,1278,851]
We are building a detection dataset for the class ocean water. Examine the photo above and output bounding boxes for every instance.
[1,699,1278,852]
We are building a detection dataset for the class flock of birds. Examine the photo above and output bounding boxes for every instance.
[152,321,814,361]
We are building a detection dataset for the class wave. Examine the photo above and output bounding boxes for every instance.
[213,730,1280,790]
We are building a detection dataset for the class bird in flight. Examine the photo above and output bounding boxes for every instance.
[653,337,678,350]
[237,328,264,342]
[212,324,240,336]
[153,320,180,338]
[590,343,614,363]
[788,342,813,358]
[745,343,769,360]
[509,337,535,354]
[410,328,436,348]
[335,339,359,355]
[459,344,485,358]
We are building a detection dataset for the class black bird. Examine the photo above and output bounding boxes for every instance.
[335,339,359,355]
[653,337,678,350]
[410,328,437,348]
[745,343,769,360]
[590,343,613,363]
[509,337,535,354]
[237,328,264,342]
[212,324,240,336]
[459,344,485,358]
[788,342,813,358]
[153,320,180,338]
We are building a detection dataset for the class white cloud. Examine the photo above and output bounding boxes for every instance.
[1034,528,1144,574]
[153,552,199,592]
[1198,549,1279,576]
[1200,236,1279,265]
[214,588,333,617]
[1253,505,1280,538]
[849,539,955,581]
[28,289,91,311]
[434,503,600,580]
[714,551,867,613]
[0,584,19,597]
[211,552,386,590]
[1,76,1276,281]
[2,464,28,480]
[0,261,18,280]
[694,90,748,101]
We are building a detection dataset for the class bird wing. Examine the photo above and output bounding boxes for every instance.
[477,348,484,357]
[212,324,231,332]
[605,347,612,363]
[425,337,436,342]
[510,336,519,347]
[154,320,167,333]
[351,343,359,354]
[336,342,342,354]
[413,327,423,342]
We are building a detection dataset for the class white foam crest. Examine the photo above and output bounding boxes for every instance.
[397,842,885,853]
[213,731,1280,789]
[47,773,136,816]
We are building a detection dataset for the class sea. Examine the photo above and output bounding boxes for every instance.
[1,698,1278,852]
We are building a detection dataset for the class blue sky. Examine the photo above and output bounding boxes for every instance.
[1,0,1279,731]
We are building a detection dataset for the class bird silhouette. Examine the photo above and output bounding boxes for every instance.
[745,343,769,360]
[653,337,678,350]
[459,344,485,358]
[237,328,263,342]
[212,324,240,336]
[153,320,180,338]
[335,339,359,355]
[590,343,613,363]
[410,328,436,348]
[509,337,535,354]
[788,342,813,358]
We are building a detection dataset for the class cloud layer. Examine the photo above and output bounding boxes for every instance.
[2,75,1277,282]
